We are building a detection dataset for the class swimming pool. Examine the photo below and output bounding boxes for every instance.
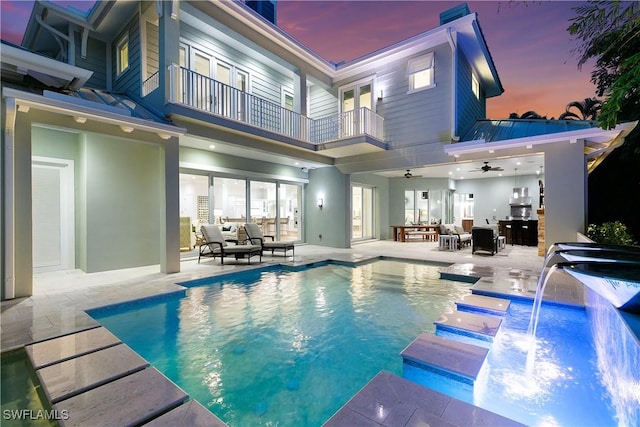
[90,259,622,426]
[91,260,470,426]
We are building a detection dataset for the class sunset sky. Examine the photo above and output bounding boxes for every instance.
[0,0,597,119]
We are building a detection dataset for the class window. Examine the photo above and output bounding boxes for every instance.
[472,73,480,99]
[116,35,129,75]
[407,53,434,92]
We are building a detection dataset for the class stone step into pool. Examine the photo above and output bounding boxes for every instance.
[24,326,226,427]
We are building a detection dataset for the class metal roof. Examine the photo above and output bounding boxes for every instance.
[462,119,598,143]
[68,88,171,125]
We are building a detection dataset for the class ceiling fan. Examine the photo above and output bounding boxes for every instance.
[471,162,504,173]
[404,169,423,179]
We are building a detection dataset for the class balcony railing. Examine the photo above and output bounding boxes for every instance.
[142,71,159,97]
[168,64,384,144]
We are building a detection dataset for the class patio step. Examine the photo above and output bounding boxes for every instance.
[25,327,227,426]
[434,310,502,343]
[25,326,120,369]
[455,294,511,317]
[35,343,149,403]
[400,333,489,385]
[53,367,188,427]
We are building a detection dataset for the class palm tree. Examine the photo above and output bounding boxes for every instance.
[508,111,549,120]
[559,98,602,120]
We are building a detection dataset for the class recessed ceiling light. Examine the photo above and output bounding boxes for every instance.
[516,162,521,165]
[456,168,460,171]
[448,171,452,175]
[209,144,215,149]
[295,162,299,166]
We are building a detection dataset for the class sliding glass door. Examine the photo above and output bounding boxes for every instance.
[180,172,303,244]
[352,185,374,241]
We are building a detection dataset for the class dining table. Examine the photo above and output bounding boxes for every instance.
[390,224,440,242]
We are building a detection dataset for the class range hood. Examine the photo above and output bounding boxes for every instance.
[509,187,532,219]
[509,187,532,206]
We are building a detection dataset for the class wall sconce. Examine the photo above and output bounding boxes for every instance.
[317,197,324,209]
[377,89,383,101]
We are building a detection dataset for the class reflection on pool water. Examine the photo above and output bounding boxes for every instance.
[90,260,626,426]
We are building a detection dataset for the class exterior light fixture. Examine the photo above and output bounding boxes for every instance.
[158,133,171,140]
[317,196,324,209]
[377,89,383,101]
[120,125,134,133]
[74,116,87,124]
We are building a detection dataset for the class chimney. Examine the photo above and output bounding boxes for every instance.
[245,0,277,25]
[439,3,471,25]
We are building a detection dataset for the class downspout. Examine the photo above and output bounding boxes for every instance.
[3,97,17,299]
[446,27,459,142]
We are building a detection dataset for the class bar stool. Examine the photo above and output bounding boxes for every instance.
[511,220,523,245]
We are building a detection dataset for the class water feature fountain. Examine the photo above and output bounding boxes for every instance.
[526,244,640,372]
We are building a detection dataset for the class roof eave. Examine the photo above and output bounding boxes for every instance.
[2,43,93,90]
[444,122,637,157]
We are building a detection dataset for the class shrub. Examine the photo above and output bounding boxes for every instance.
[586,221,637,245]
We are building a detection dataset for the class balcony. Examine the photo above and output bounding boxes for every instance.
[168,65,386,156]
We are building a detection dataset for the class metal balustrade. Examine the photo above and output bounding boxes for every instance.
[168,64,384,144]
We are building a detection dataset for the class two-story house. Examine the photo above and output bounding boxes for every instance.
[1,0,635,299]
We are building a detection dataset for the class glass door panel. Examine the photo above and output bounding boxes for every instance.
[236,70,248,120]
[179,173,209,251]
[341,88,355,138]
[352,186,362,239]
[404,190,415,224]
[279,183,301,241]
[417,191,429,223]
[212,177,246,224]
[215,63,231,117]
[250,181,277,235]
[194,52,212,111]
[362,187,373,238]
[352,185,374,241]
[358,84,372,134]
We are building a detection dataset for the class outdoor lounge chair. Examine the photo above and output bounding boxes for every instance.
[244,222,295,258]
[472,227,498,255]
[198,224,262,265]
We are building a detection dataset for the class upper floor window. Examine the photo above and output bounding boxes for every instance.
[117,35,129,76]
[407,52,434,93]
[472,73,480,99]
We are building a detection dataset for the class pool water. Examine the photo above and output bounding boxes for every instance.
[91,260,470,426]
[406,300,618,426]
[0,349,57,427]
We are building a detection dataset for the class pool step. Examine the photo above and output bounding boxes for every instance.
[24,327,227,426]
[401,333,488,385]
[435,310,502,342]
[35,343,149,403]
[324,371,524,426]
[26,326,121,369]
[52,367,188,427]
[455,294,511,317]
